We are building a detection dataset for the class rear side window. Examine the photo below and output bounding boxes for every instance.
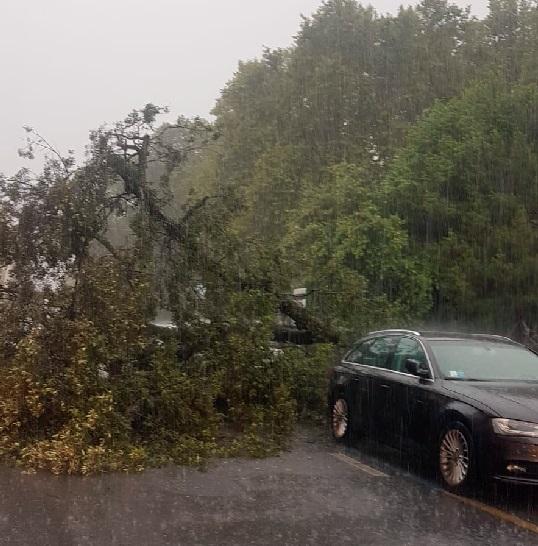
[345,339,374,363]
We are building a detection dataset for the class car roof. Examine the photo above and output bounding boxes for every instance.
[366,329,519,345]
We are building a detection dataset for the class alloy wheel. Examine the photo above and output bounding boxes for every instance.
[439,428,470,487]
[332,398,348,439]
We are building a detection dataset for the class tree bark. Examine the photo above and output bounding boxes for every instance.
[279,299,339,344]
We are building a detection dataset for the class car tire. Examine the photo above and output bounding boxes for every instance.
[330,394,356,445]
[438,421,475,494]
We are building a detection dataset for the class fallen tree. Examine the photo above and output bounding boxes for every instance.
[0,105,338,474]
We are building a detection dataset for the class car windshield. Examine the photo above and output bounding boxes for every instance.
[430,340,538,381]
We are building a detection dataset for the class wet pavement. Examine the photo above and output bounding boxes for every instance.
[0,427,537,545]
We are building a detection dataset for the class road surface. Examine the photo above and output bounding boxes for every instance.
[0,426,537,545]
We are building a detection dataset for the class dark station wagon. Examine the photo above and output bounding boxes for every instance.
[328,329,538,493]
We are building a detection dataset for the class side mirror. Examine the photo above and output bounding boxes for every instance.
[405,358,430,379]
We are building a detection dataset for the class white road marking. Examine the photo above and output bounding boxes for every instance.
[332,453,388,477]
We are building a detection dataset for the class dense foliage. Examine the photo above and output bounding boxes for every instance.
[1,0,538,473]
[211,0,538,335]
[387,82,538,329]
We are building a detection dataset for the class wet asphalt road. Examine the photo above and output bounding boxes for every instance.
[0,427,537,545]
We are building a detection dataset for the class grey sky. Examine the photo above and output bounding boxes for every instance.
[1,0,488,175]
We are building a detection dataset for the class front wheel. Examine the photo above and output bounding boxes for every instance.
[438,422,475,494]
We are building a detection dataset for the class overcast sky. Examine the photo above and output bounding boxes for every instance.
[1,0,488,175]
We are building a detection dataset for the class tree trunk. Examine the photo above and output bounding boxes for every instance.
[279,299,339,344]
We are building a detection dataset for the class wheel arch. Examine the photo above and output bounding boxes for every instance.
[329,368,354,402]
[438,401,489,436]
[437,400,492,480]
[328,379,349,417]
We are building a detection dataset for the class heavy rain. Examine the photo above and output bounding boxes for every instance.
[2,0,538,544]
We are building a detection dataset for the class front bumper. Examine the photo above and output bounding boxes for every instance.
[491,436,538,485]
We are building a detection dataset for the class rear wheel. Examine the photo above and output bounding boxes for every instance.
[438,422,474,494]
[331,395,356,445]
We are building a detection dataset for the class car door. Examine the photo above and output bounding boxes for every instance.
[389,336,438,452]
[364,335,402,446]
[341,338,376,436]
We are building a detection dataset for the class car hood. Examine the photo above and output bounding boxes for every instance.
[442,381,538,421]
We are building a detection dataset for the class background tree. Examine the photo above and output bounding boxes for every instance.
[386,81,538,330]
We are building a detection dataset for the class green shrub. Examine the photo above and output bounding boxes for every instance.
[282,344,336,419]
[0,261,336,474]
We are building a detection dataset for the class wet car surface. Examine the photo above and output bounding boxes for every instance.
[329,330,538,492]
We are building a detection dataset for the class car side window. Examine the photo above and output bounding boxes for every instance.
[392,337,428,374]
[345,339,374,364]
[361,336,400,369]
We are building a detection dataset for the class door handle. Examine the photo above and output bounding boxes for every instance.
[380,384,391,390]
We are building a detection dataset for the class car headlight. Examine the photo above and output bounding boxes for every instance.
[492,418,538,438]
